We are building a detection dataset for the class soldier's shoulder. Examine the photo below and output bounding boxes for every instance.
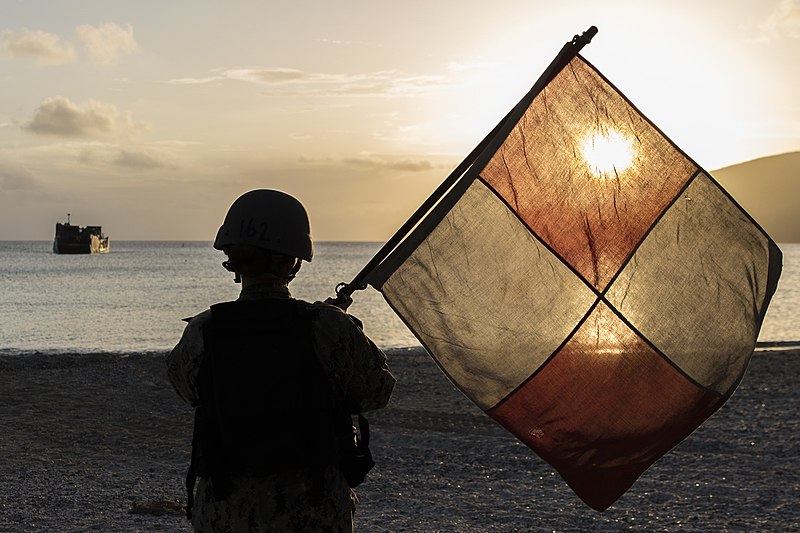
[183,308,213,325]
[305,300,348,318]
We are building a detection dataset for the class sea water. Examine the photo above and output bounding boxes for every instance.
[0,241,798,355]
[0,241,412,354]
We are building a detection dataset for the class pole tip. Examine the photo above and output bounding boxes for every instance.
[573,26,598,46]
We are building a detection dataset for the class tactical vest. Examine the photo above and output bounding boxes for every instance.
[187,298,345,508]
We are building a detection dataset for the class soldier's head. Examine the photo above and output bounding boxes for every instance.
[213,189,312,284]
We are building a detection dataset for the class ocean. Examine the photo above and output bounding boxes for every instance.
[1,241,798,355]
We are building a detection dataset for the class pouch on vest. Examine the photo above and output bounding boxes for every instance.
[340,413,375,487]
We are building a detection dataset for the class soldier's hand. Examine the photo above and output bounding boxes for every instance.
[324,293,353,311]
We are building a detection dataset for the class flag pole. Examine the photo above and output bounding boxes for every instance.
[332,26,598,304]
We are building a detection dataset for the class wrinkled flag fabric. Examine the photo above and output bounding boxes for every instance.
[363,55,782,511]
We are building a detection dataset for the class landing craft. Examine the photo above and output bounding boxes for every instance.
[53,213,110,254]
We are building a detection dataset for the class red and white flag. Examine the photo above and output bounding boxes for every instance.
[352,29,782,511]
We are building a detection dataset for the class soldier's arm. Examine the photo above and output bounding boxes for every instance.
[311,304,396,413]
[166,310,211,406]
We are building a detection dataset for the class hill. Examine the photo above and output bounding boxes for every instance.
[711,152,799,243]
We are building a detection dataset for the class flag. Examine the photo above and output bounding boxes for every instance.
[350,30,782,511]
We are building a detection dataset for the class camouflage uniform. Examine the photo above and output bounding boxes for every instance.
[168,283,395,532]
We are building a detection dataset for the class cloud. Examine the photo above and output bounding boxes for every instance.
[0,165,37,190]
[342,156,435,172]
[317,37,367,46]
[301,154,437,172]
[113,149,166,170]
[168,67,449,96]
[24,96,144,138]
[72,142,175,172]
[0,27,76,64]
[76,22,138,66]
[759,0,800,40]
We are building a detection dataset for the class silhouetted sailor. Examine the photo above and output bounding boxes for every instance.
[168,189,395,532]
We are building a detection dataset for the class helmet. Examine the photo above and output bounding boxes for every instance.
[213,189,313,261]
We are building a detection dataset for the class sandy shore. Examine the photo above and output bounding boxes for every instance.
[0,348,798,532]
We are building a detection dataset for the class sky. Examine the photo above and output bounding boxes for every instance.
[1,0,798,241]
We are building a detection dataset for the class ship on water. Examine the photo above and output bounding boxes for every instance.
[53,214,110,254]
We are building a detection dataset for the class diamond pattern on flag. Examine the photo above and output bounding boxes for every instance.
[367,55,782,510]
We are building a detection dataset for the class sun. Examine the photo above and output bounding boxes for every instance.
[581,129,635,177]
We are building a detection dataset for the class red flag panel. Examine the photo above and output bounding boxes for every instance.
[481,58,697,290]
[487,302,724,511]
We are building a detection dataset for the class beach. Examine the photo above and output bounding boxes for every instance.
[0,349,797,532]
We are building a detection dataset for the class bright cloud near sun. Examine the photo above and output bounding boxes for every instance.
[759,0,800,40]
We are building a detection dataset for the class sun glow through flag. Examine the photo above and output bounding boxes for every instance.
[342,28,782,511]
[581,129,635,177]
